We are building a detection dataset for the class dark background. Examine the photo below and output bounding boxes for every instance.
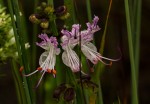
[0,0,150,104]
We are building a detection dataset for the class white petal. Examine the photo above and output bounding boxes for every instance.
[39,51,49,66]
[85,42,97,51]
[62,49,80,72]
[62,51,70,67]
[81,42,98,64]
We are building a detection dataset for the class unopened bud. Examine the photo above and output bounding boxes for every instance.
[53,83,67,99]
[29,14,41,24]
[64,88,75,102]
[44,6,54,14]
[59,12,70,20]
[41,2,47,8]
[40,21,49,28]
[36,6,42,11]
[55,6,67,16]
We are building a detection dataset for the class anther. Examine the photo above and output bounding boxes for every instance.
[52,69,57,75]
[109,61,112,66]
[19,66,24,72]
[47,69,52,73]
[37,67,42,71]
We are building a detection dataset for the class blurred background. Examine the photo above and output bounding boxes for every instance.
[0,0,150,104]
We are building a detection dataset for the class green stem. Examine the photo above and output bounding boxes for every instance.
[66,68,86,104]
[47,0,58,36]
[134,0,141,81]
[96,0,113,77]
[7,0,32,103]
[99,0,112,55]
[96,79,103,104]
[31,0,39,74]
[47,0,53,5]
[124,0,138,104]
[11,59,27,104]
[86,0,92,22]
[30,0,40,103]
[94,0,113,103]
[49,20,58,36]
[64,0,77,27]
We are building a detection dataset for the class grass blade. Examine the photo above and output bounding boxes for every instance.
[124,0,139,103]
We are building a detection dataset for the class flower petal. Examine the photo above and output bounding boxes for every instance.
[39,51,49,66]
[62,51,70,67]
[62,49,80,72]
[81,42,98,64]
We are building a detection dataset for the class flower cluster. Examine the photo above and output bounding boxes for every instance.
[29,2,69,33]
[61,16,118,72]
[25,16,119,87]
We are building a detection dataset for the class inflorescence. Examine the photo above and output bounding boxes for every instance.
[24,14,119,87]
[21,2,120,89]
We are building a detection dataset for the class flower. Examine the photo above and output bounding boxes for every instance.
[61,25,80,72]
[86,15,100,32]
[79,16,119,65]
[60,15,119,72]
[79,15,100,44]
[24,34,60,87]
[81,42,119,65]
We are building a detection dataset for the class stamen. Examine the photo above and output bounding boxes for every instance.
[47,69,52,73]
[35,71,46,88]
[82,44,119,65]
[52,69,57,75]
[99,55,120,62]
[37,67,42,71]
[99,59,112,65]
[19,66,24,72]
[110,61,112,66]
[23,70,39,77]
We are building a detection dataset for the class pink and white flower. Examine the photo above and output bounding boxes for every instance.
[61,25,80,72]
[24,34,60,87]
[79,16,119,65]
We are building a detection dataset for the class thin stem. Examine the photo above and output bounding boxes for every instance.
[95,0,113,77]
[47,0,53,5]
[47,0,58,36]
[94,0,113,103]
[49,20,58,36]
[86,0,92,22]
[99,0,112,54]
[73,0,87,103]
[32,0,39,74]
[11,59,27,104]
[96,79,103,104]
[64,0,77,26]
[134,0,141,80]
[124,0,138,104]
[7,0,32,103]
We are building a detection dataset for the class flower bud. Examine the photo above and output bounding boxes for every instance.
[40,20,49,29]
[29,14,41,24]
[59,13,70,20]
[41,2,47,8]
[44,6,54,14]
[55,6,67,16]
[36,6,42,11]
[64,88,75,102]
[53,83,67,99]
